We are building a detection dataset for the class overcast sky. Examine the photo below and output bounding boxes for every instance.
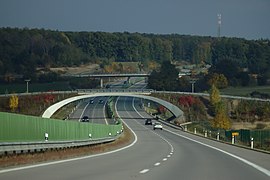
[0,0,269,39]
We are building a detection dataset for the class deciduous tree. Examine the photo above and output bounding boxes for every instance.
[209,84,221,106]
[9,94,18,112]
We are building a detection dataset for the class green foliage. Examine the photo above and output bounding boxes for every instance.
[0,28,270,91]
[235,100,270,121]
[1,28,270,88]
[69,78,99,89]
[148,61,179,91]
[207,73,228,89]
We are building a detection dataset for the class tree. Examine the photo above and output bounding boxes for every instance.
[211,101,231,130]
[148,61,179,91]
[9,94,19,112]
[207,73,228,89]
[210,59,240,85]
[209,85,231,129]
[209,84,221,106]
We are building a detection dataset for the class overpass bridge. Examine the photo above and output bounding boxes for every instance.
[42,90,184,122]
[62,73,150,88]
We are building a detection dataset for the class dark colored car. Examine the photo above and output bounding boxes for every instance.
[99,99,104,104]
[90,99,94,104]
[81,116,89,122]
[145,118,152,125]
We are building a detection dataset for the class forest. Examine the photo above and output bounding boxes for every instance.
[0,27,270,85]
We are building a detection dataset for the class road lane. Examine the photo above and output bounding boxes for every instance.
[68,96,110,124]
[0,96,173,180]
[0,96,269,180]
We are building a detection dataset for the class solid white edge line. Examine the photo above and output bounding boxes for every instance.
[164,128,270,177]
[103,97,109,125]
[0,97,138,175]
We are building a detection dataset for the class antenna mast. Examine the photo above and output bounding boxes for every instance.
[217,14,221,38]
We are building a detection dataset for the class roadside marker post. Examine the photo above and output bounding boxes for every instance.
[45,133,49,141]
[251,137,254,149]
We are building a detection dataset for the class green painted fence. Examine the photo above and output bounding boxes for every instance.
[0,112,122,142]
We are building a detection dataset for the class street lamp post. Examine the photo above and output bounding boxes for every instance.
[25,79,30,93]
[189,79,196,93]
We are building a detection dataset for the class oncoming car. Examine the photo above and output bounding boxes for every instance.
[153,122,163,130]
[81,116,89,122]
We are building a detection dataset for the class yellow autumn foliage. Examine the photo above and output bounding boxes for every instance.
[210,84,221,106]
[9,95,19,112]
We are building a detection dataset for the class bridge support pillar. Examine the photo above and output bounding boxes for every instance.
[100,78,103,88]
[127,77,131,84]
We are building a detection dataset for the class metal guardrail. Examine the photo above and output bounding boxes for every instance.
[77,89,154,94]
[153,91,270,102]
[0,136,120,155]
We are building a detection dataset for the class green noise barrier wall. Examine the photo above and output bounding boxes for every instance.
[0,112,122,142]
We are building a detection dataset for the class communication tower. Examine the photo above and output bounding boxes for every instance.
[217,14,221,38]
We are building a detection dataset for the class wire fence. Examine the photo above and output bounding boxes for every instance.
[185,121,270,152]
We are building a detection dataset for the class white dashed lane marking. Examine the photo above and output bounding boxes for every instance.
[155,162,161,166]
[140,169,149,174]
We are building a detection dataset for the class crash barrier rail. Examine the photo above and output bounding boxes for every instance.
[0,112,123,154]
[0,137,118,156]
[77,89,153,94]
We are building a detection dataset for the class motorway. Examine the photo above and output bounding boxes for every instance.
[68,96,112,124]
[0,96,270,179]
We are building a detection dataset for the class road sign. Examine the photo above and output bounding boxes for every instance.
[232,132,239,136]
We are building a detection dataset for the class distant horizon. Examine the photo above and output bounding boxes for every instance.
[1,26,269,41]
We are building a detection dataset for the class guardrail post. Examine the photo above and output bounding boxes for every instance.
[217,132,220,141]
[194,128,197,134]
[251,137,254,149]
[45,133,48,141]
[232,135,235,144]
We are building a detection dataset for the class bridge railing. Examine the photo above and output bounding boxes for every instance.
[77,89,154,94]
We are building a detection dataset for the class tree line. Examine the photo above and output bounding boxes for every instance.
[0,27,269,84]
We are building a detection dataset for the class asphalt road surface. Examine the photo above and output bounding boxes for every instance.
[0,96,269,180]
[68,96,112,124]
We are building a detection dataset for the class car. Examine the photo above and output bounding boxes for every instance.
[153,122,163,130]
[145,118,153,125]
[81,116,89,122]
[99,99,104,104]
[89,99,94,104]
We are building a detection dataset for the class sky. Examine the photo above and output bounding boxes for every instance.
[0,0,269,40]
